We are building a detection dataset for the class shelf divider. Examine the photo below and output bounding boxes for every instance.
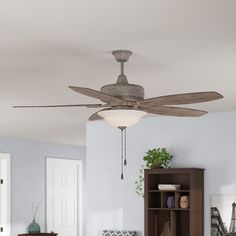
[171,210,176,236]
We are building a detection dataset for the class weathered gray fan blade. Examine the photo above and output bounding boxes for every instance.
[69,86,125,104]
[140,92,223,106]
[140,106,207,117]
[13,104,103,108]
[89,108,113,121]
[89,112,104,121]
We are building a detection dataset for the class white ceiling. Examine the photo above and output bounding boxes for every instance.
[0,0,236,146]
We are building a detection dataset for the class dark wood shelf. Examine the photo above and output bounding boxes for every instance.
[148,208,190,211]
[144,168,204,236]
[148,190,190,193]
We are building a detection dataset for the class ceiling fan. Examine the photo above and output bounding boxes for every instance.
[13,49,223,179]
[14,49,223,125]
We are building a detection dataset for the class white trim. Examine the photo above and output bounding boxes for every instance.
[77,160,83,236]
[0,153,10,236]
[46,157,83,236]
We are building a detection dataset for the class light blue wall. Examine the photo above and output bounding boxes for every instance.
[86,111,236,236]
[0,138,86,236]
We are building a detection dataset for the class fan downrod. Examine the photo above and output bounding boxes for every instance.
[112,50,132,83]
[100,50,144,102]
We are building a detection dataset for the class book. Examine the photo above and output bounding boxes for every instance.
[158,184,181,190]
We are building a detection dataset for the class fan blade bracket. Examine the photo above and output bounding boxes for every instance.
[107,100,138,107]
[126,101,139,107]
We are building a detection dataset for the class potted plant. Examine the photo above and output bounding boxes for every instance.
[143,148,173,168]
[135,148,173,197]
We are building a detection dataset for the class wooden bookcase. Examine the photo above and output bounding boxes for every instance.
[144,168,204,236]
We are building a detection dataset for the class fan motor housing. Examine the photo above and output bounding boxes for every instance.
[100,83,144,102]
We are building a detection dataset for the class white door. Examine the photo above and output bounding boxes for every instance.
[46,158,82,236]
[0,153,10,236]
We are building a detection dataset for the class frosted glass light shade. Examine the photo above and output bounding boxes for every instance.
[98,109,146,127]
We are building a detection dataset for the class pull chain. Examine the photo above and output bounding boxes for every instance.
[124,128,127,166]
[119,126,127,179]
[121,127,124,179]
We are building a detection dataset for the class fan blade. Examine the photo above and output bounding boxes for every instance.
[89,112,104,121]
[140,92,223,106]
[69,86,125,104]
[13,104,104,108]
[140,106,207,117]
[89,108,112,121]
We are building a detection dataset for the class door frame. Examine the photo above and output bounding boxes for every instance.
[46,157,83,236]
[0,153,10,236]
